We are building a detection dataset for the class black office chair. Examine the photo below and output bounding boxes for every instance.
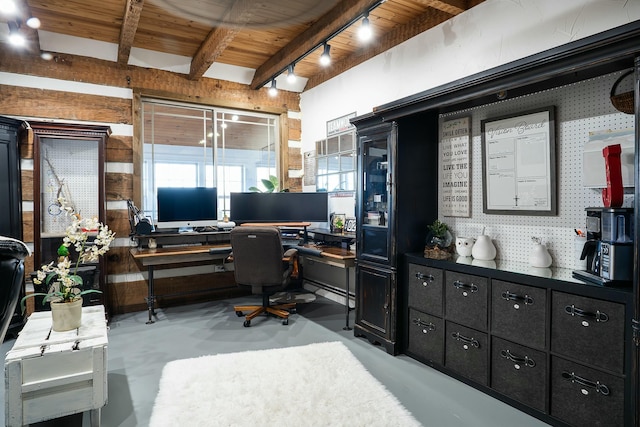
[230,226,299,327]
[0,237,30,343]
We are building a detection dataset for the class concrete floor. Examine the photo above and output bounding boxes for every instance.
[1,295,550,426]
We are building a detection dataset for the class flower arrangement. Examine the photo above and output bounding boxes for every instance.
[21,197,116,311]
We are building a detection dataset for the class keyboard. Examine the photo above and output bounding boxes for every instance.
[281,239,302,247]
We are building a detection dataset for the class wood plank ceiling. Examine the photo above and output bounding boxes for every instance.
[4,0,485,92]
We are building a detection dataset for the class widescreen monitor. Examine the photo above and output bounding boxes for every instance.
[230,192,328,223]
[157,187,217,231]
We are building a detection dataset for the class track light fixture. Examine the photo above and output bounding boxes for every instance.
[319,43,331,66]
[268,79,278,96]
[7,21,25,47]
[358,12,372,41]
[287,64,296,83]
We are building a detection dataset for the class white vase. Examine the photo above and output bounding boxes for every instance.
[471,234,496,260]
[51,298,83,332]
[529,243,552,268]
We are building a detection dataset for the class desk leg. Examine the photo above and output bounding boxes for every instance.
[146,265,155,324]
[343,266,352,331]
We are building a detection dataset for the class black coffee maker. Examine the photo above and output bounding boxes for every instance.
[575,207,633,285]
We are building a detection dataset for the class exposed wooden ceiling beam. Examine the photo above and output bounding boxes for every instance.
[250,0,382,90]
[414,0,466,15]
[305,7,453,91]
[189,0,260,80]
[118,0,145,65]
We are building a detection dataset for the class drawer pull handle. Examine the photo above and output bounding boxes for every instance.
[501,291,534,305]
[415,272,435,286]
[451,332,480,348]
[500,349,536,368]
[412,318,436,333]
[561,371,610,396]
[453,280,478,293]
[564,304,609,323]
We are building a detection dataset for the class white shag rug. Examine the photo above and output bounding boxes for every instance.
[149,341,421,427]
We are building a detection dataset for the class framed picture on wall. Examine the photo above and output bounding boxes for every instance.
[481,106,557,215]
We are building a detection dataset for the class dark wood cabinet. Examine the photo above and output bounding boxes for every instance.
[352,113,438,355]
[0,116,23,240]
[30,122,111,314]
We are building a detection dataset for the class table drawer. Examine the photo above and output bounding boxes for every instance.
[491,337,547,413]
[551,291,625,374]
[491,280,547,350]
[445,271,488,331]
[550,356,624,427]
[407,308,443,365]
[407,264,443,315]
[445,321,488,386]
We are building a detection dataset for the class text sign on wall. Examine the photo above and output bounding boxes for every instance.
[441,117,471,217]
[326,112,356,137]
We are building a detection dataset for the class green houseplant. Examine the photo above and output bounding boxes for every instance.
[424,219,454,259]
[22,197,116,331]
[249,175,289,193]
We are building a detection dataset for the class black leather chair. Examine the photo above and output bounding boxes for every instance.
[0,237,30,343]
[230,226,299,327]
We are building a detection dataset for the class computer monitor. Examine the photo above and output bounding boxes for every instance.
[157,187,218,232]
[229,192,328,223]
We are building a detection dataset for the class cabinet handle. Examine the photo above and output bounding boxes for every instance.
[501,290,534,305]
[412,318,436,333]
[561,371,610,396]
[564,304,609,323]
[416,272,435,286]
[453,280,478,293]
[451,332,480,348]
[500,349,536,368]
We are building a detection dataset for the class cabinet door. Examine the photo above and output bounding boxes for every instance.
[355,263,395,340]
[0,117,22,239]
[32,122,110,312]
[445,271,488,331]
[357,123,395,266]
[407,264,443,316]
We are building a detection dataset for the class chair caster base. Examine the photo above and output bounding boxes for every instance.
[243,320,251,327]
[282,318,289,325]
[236,311,244,317]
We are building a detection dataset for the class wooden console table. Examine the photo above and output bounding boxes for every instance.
[130,243,232,324]
[5,305,108,427]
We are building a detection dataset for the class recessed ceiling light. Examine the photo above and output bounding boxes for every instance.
[26,16,41,29]
[41,51,53,60]
[0,0,17,15]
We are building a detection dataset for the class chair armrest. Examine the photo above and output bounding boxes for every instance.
[283,248,298,258]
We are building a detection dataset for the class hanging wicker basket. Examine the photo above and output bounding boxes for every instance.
[610,70,635,114]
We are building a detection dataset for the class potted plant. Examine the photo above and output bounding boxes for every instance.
[424,219,454,260]
[21,197,116,331]
[249,175,289,193]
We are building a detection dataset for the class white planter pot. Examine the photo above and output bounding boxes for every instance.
[51,298,83,332]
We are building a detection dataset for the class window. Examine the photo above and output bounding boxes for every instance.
[316,131,356,192]
[141,99,279,221]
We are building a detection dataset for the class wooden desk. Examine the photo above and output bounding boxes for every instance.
[299,245,355,330]
[130,244,232,324]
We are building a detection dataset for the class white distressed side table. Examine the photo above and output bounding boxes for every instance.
[4,305,108,426]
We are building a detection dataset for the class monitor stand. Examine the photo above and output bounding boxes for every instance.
[178,227,194,233]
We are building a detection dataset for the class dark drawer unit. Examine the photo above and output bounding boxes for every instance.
[445,271,488,331]
[491,280,547,350]
[445,321,489,386]
[407,264,443,315]
[407,308,443,365]
[550,356,625,427]
[491,336,547,413]
[551,291,625,374]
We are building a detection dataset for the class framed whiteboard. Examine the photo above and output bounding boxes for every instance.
[481,106,557,215]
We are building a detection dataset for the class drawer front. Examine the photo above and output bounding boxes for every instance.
[407,308,443,365]
[445,271,488,331]
[407,264,443,315]
[550,356,624,427]
[445,321,488,385]
[491,280,547,350]
[491,337,547,413]
[551,292,625,374]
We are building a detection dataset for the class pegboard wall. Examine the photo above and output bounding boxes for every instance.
[439,70,635,269]
[41,139,100,236]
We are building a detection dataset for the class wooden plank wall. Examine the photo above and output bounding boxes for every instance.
[0,50,303,314]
